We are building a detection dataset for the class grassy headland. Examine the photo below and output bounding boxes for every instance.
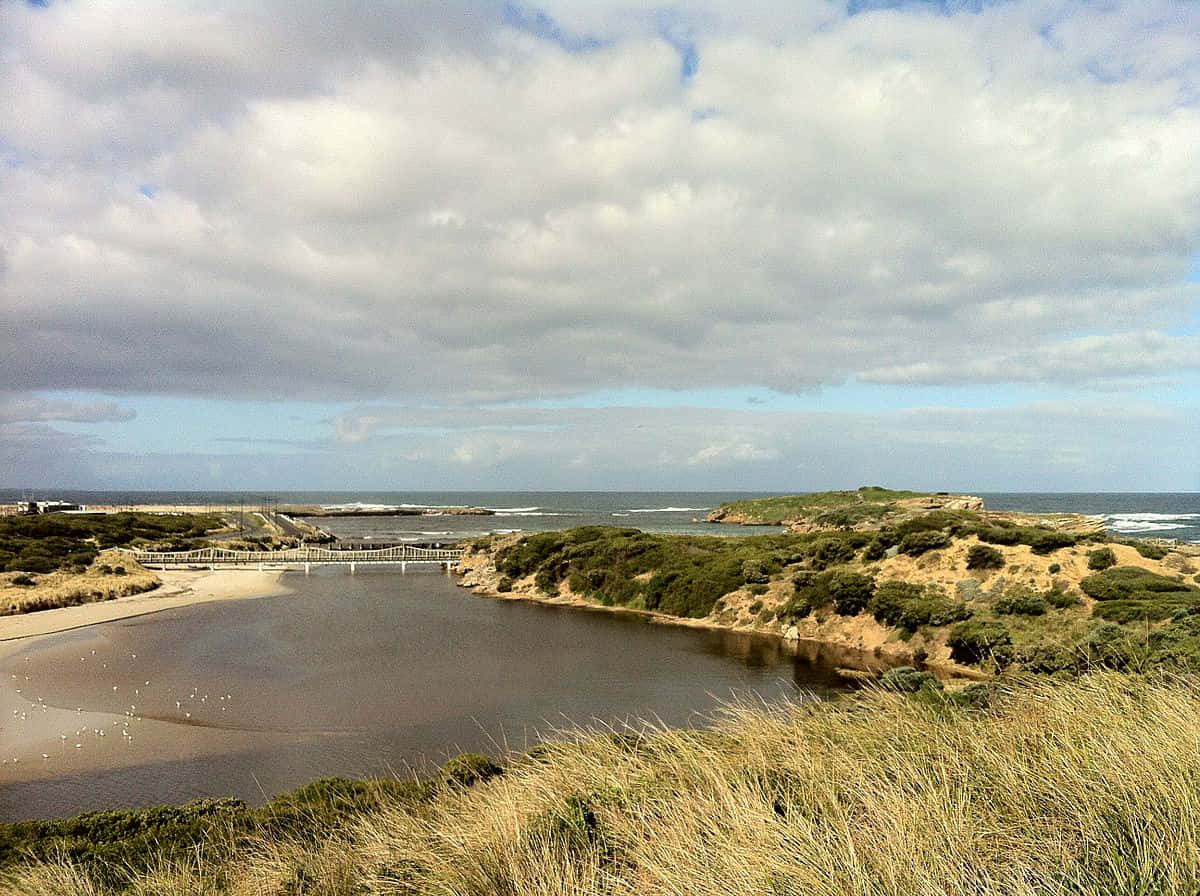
[460,497,1200,677]
[706,486,979,527]
[5,673,1200,894]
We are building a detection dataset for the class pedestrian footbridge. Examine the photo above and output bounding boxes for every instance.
[119,544,465,573]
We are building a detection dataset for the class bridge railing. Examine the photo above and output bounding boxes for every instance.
[117,544,466,568]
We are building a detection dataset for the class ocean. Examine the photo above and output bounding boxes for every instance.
[2,490,1197,543]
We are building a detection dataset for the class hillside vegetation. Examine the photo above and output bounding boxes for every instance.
[0,512,223,576]
[5,674,1200,894]
[462,507,1200,676]
[706,486,957,526]
[0,513,227,616]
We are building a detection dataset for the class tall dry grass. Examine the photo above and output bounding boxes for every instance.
[6,673,1200,895]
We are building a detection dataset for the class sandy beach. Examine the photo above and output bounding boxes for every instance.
[0,569,294,795]
[0,568,291,645]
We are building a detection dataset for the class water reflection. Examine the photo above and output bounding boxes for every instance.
[1,569,849,820]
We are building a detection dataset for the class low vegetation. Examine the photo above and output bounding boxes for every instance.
[0,513,223,575]
[0,551,159,616]
[7,674,1200,894]
[0,757,488,892]
[707,486,934,526]
[474,504,1200,676]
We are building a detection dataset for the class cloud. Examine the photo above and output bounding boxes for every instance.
[0,396,136,423]
[4,401,1195,492]
[0,0,1197,409]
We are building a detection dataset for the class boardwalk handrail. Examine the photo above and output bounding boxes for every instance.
[119,544,465,568]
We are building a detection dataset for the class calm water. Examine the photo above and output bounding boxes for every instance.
[0,569,846,821]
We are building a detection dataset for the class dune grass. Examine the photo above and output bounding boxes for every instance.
[6,672,1200,894]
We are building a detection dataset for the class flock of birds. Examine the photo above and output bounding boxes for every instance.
[2,647,233,766]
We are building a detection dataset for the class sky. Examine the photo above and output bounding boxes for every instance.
[1,0,1198,493]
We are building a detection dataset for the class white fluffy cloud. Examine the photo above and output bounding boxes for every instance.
[1,1,1198,491]
[1,0,1197,405]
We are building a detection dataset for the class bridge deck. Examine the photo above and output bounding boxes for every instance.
[119,545,465,569]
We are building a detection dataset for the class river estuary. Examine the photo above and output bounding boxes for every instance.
[0,567,848,820]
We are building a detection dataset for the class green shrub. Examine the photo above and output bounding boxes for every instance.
[947,621,1013,666]
[1078,624,1143,670]
[976,525,1076,554]
[780,594,813,622]
[495,528,802,619]
[748,600,764,614]
[1080,567,1197,601]
[1026,530,1077,555]
[869,581,923,627]
[804,536,859,571]
[741,559,771,584]
[1045,589,1079,609]
[10,574,36,586]
[966,544,1005,570]
[1088,548,1117,571]
[878,666,943,693]
[1048,563,1061,574]
[440,753,503,789]
[496,576,514,593]
[1132,542,1169,560]
[827,571,875,616]
[870,581,970,631]
[1092,599,1196,624]
[861,538,889,562]
[8,554,56,574]
[898,531,951,557]
[748,584,769,596]
[994,592,1048,616]
[1017,643,1081,675]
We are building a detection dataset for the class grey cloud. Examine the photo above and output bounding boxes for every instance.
[0,1,1197,403]
[859,331,1200,387]
[0,396,136,423]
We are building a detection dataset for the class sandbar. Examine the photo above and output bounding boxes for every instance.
[0,568,291,645]
[0,569,294,801]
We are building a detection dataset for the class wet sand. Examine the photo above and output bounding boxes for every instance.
[0,570,292,790]
[0,569,290,644]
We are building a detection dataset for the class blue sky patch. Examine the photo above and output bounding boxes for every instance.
[502,3,607,53]
[657,13,699,82]
[848,0,1012,15]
